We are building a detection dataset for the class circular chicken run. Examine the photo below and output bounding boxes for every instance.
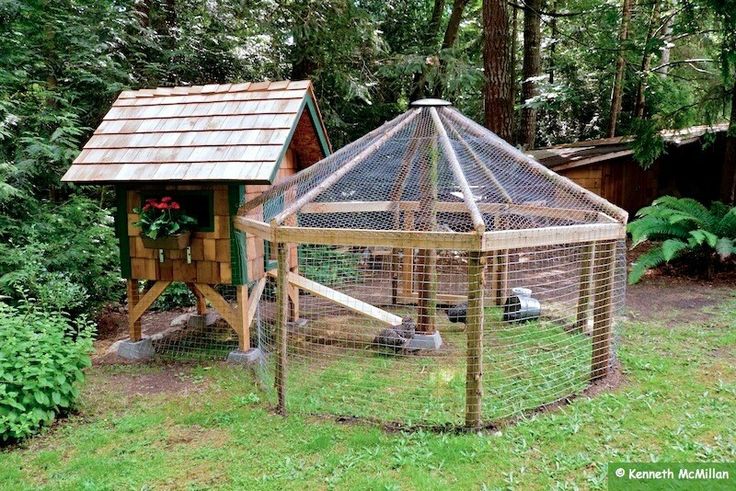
[236,100,628,429]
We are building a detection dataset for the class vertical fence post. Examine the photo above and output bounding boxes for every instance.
[591,241,616,380]
[465,251,485,428]
[275,242,289,415]
[574,243,595,333]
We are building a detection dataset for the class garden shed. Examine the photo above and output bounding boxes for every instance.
[237,99,628,428]
[61,80,331,358]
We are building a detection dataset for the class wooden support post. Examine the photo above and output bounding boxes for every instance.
[187,283,207,315]
[236,285,250,351]
[493,250,509,306]
[127,279,142,341]
[288,266,300,321]
[465,252,485,428]
[574,243,595,333]
[399,210,415,303]
[491,215,508,306]
[275,242,289,416]
[591,241,616,380]
[416,142,438,333]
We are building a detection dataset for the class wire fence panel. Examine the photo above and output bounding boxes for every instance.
[141,101,627,429]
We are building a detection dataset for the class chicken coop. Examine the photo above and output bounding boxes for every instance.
[61,80,331,359]
[236,99,628,429]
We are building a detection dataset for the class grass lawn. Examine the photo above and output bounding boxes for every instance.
[1,287,735,490]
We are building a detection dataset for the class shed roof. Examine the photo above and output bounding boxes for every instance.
[529,124,728,172]
[62,80,331,184]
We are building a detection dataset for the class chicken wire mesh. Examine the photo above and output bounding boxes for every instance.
[228,101,628,428]
[238,239,626,428]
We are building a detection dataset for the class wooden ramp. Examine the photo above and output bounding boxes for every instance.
[268,270,402,326]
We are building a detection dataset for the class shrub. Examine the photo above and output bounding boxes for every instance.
[0,195,123,316]
[0,302,94,441]
[152,281,196,311]
[299,245,361,286]
[628,196,736,283]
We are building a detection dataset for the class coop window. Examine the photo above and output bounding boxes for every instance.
[141,190,215,232]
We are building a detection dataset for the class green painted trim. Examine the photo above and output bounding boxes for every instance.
[114,186,132,279]
[305,95,332,158]
[229,184,247,285]
[267,93,332,183]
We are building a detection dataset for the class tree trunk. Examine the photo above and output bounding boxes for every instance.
[721,81,736,204]
[483,0,514,143]
[520,0,543,149]
[548,0,557,83]
[427,0,446,46]
[442,0,469,49]
[634,0,660,119]
[411,0,446,101]
[511,3,519,141]
[608,0,634,138]
[658,13,674,78]
[431,0,471,98]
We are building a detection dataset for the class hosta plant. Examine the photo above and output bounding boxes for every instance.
[133,197,197,239]
[628,196,736,283]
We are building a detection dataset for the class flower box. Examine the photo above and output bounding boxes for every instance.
[141,231,191,250]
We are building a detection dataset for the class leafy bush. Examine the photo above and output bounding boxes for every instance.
[152,282,196,311]
[0,302,94,442]
[0,195,123,315]
[299,245,362,286]
[628,196,736,283]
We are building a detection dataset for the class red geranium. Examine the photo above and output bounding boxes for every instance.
[133,196,197,239]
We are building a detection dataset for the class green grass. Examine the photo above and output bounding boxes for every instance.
[1,299,735,490]
[282,308,592,426]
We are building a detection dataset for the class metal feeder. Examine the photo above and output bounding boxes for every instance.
[503,287,541,322]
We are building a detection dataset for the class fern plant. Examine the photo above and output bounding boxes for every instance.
[628,196,736,283]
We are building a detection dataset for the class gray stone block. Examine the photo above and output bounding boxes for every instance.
[116,338,155,360]
[227,348,266,366]
[406,331,443,350]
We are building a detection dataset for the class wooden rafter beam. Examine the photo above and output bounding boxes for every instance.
[271,108,422,225]
[443,116,513,203]
[429,107,485,233]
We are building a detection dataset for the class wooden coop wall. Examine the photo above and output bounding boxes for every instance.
[124,184,238,284]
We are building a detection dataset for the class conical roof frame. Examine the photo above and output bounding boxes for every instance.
[238,103,627,235]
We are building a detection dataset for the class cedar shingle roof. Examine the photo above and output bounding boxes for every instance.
[62,80,330,183]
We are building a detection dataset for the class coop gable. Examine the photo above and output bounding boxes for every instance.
[61,80,330,184]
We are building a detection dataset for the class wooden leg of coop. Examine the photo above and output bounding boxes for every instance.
[187,283,207,315]
[574,243,595,333]
[465,252,485,428]
[416,248,437,333]
[236,285,250,351]
[591,241,616,380]
[275,243,289,416]
[191,283,240,341]
[127,279,142,341]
